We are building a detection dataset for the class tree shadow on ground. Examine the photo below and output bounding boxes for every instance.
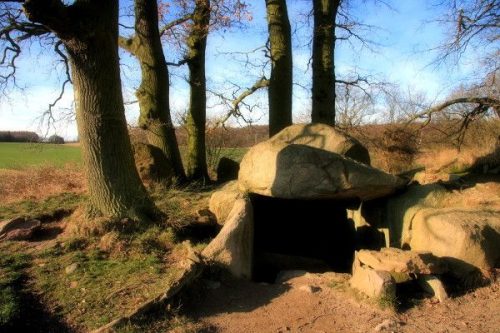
[179,277,291,320]
[1,276,73,333]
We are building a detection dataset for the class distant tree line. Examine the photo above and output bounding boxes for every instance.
[0,131,39,143]
[0,131,66,144]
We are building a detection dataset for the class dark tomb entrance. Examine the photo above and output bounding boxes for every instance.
[251,194,356,282]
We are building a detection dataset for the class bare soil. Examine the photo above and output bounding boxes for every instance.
[182,271,500,333]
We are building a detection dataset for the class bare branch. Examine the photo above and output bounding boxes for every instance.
[407,97,500,123]
[159,13,193,37]
[208,76,269,127]
[230,76,269,115]
[431,0,499,77]
[165,58,188,67]
[54,39,71,83]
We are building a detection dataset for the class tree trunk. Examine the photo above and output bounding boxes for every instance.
[265,0,293,136]
[118,0,186,183]
[24,0,157,220]
[311,0,340,125]
[132,0,186,183]
[186,0,210,182]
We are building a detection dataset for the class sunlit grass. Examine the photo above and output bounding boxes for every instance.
[0,143,81,169]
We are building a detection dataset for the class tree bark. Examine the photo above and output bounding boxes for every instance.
[185,0,210,182]
[265,0,293,136]
[120,0,187,184]
[24,0,157,220]
[311,0,340,126]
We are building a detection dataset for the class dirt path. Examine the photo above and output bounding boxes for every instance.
[183,272,500,333]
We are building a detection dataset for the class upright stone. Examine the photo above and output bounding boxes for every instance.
[409,208,500,275]
[208,181,245,225]
[202,198,254,279]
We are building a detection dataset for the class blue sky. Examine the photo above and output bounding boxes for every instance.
[0,0,483,139]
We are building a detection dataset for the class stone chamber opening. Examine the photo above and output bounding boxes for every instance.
[251,194,357,282]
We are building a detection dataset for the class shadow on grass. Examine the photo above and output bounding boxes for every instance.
[1,274,73,333]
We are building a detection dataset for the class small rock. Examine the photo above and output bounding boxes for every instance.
[417,275,448,303]
[374,319,397,332]
[65,263,78,274]
[298,284,321,294]
[350,256,396,299]
[298,285,313,293]
[70,281,78,288]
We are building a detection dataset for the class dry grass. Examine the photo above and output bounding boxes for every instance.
[441,182,500,209]
[415,146,494,173]
[369,140,499,176]
[0,164,85,204]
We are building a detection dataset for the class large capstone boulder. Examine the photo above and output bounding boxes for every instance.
[202,198,254,279]
[271,123,371,164]
[407,208,500,275]
[238,136,405,201]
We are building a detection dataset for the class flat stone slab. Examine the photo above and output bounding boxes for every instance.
[357,248,446,275]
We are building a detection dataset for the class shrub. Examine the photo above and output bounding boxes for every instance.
[374,126,420,174]
[48,135,65,144]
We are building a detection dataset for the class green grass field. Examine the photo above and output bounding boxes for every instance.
[0,142,247,170]
[0,143,82,169]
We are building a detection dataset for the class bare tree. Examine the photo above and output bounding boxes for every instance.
[335,83,375,131]
[412,1,500,145]
[158,0,250,182]
[433,0,499,78]
[119,0,187,184]
[308,0,387,126]
[311,0,340,125]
